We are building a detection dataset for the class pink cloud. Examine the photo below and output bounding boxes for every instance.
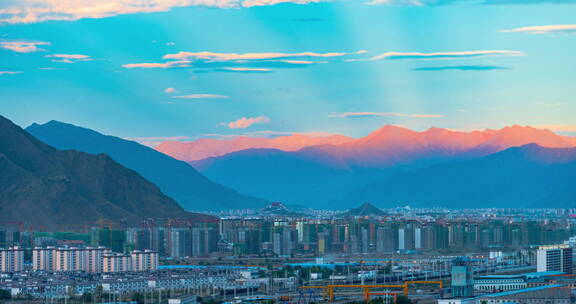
[0,71,22,75]
[227,116,271,129]
[45,54,92,63]
[0,40,49,53]
[358,50,523,61]
[163,50,365,61]
[0,0,330,24]
[501,24,576,34]
[122,60,190,69]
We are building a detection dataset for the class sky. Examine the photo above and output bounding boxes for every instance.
[1,0,575,144]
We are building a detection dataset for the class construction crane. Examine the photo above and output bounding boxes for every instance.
[364,292,400,303]
[300,280,444,302]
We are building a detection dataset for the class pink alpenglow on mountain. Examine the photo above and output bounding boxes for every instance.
[156,134,354,162]
[156,125,576,163]
[471,125,575,155]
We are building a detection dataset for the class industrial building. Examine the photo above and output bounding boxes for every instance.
[536,244,573,274]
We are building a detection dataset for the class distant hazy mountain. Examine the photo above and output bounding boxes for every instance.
[0,115,197,230]
[191,148,398,207]
[338,144,576,209]
[27,121,267,211]
[157,134,353,162]
[190,125,575,208]
[343,202,386,217]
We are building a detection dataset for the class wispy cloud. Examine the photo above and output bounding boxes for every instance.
[362,50,523,61]
[122,60,190,69]
[366,0,576,5]
[123,50,364,71]
[0,71,22,75]
[163,50,365,61]
[45,54,92,63]
[242,0,323,7]
[0,0,329,24]
[172,94,229,99]
[217,67,273,73]
[501,24,576,34]
[226,116,271,129]
[413,65,510,71]
[0,40,50,53]
[329,112,444,118]
[202,130,341,139]
[125,135,190,147]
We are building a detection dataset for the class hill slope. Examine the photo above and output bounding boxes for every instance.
[27,121,267,211]
[0,115,193,230]
[338,144,576,209]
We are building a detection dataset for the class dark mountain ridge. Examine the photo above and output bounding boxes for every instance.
[0,115,204,230]
[27,120,267,211]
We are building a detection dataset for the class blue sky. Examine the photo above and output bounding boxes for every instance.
[1,0,575,143]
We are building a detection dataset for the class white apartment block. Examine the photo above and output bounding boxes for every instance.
[0,246,24,272]
[32,247,57,271]
[33,247,113,272]
[83,247,109,273]
[103,253,132,273]
[131,250,159,272]
[55,247,83,271]
[31,247,158,273]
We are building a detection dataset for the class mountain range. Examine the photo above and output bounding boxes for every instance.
[156,133,353,162]
[158,125,576,208]
[26,121,267,211]
[0,115,207,230]
[340,144,576,209]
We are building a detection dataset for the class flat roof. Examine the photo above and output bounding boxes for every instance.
[523,271,564,277]
[475,275,525,279]
[475,271,564,280]
[481,284,562,298]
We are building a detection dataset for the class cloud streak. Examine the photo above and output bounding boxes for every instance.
[163,50,366,61]
[0,71,22,75]
[365,50,523,61]
[45,54,92,63]
[367,0,576,5]
[123,50,364,71]
[0,40,50,53]
[226,116,271,129]
[0,0,328,24]
[329,112,444,118]
[2,0,575,24]
[122,60,191,69]
[501,24,576,34]
[413,65,510,71]
[172,94,229,99]
[216,67,273,73]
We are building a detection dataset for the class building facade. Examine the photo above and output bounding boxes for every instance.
[537,244,573,274]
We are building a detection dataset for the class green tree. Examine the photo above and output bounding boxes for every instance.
[395,295,413,304]
[0,289,11,300]
[81,292,93,302]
